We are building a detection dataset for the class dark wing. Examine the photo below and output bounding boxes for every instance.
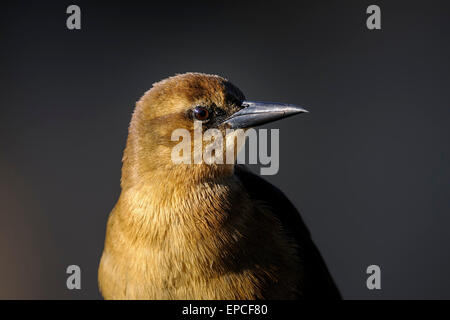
[235,165,341,299]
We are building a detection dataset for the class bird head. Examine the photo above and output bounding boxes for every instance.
[121,72,307,188]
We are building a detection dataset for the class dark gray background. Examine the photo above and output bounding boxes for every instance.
[1,0,449,299]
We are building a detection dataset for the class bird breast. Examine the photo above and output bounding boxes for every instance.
[98,178,300,299]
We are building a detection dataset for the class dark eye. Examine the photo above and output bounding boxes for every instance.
[193,106,210,121]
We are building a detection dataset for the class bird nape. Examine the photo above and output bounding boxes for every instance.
[98,72,341,300]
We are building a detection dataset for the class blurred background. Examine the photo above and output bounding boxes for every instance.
[1,0,450,299]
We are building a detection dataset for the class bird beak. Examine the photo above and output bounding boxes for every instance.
[222,101,308,129]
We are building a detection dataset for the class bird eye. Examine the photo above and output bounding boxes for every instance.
[193,106,210,121]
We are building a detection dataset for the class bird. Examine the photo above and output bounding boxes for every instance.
[98,72,341,300]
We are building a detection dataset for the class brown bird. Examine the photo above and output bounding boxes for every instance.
[98,72,341,299]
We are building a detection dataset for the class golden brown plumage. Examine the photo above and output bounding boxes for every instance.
[98,72,340,299]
